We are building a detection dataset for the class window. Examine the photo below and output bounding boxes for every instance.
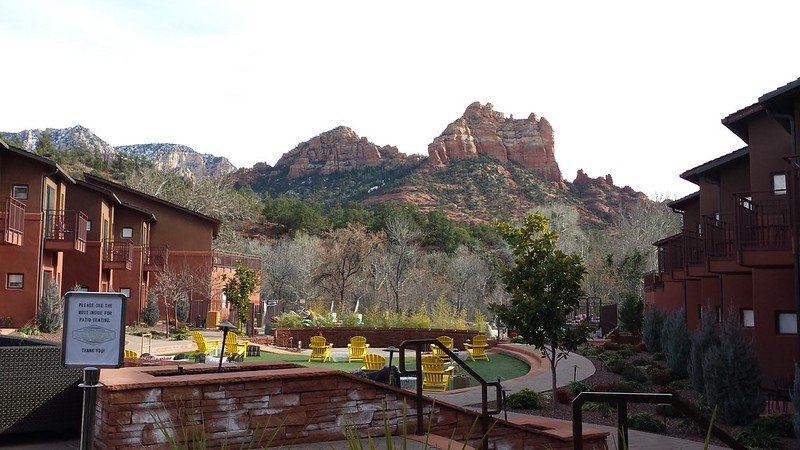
[120,288,131,298]
[741,309,754,328]
[716,306,723,323]
[698,305,703,319]
[86,220,92,232]
[697,222,702,235]
[777,312,798,334]
[7,274,23,289]
[121,227,133,238]
[222,292,227,309]
[772,173,787,195]
[11,185,28,200]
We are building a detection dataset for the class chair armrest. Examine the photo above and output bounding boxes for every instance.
[464,343,473,349]
[365,344,370,348]
[444,366,455,374]
[207,340,221,347]
[347,344,353,348]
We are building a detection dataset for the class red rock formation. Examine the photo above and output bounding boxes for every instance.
[428,102,562,182]
[275,126,418,178]
[571,169,649,220]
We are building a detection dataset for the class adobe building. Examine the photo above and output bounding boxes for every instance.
[0,141,260,328]
[645,78,800,387]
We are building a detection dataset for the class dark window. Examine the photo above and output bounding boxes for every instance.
[86,220,92,232]
[11,185,28,200]
[7,274,23,289]
[698,305,703,319]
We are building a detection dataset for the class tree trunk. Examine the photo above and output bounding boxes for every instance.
[550,344,558,407]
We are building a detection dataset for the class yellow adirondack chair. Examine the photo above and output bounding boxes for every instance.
[308,335,333,362]
[191,331,220,357]
[464,335,489,361]
[347,336,370,362]
[361,353,386,371]
[124,349,138,359]
[223,332,249,361]
[422,354,454,392]
[430,336,453,361]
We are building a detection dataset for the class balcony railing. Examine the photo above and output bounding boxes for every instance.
[703,214,735,259]
[735,192,790,250]
[143,246,168,272]
[656,233,683,273]
[103,240,133,270]
[212,250,261,271]
[43,209,87,252]
[682,229,704,264]
[643,270,663,292]
[0,197,25,246]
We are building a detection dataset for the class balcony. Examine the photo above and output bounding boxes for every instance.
[143,246,168,272]
[643,270,663,292]
[43,210,87,253]
[0,197,24,246]
[212,250,261,271]
[735,192,791,266]
[103,240,133,270]
[656,233,684,274]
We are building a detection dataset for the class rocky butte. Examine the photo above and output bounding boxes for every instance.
[428,102,563,184]
[275,126,420,178]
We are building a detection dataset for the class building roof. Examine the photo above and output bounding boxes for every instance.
[721,103,763,142]
[75,179,122,204]
[119,201,157,222]
[83,173,220,236]
[0,138,75,183]
[680,146,749,184]
[667,191,699,211]
[758,77,800,104]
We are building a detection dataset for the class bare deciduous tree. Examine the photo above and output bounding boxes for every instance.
[447,247,491,315]
[315,225,382,313]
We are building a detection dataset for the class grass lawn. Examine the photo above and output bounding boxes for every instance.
[242,352,529,387]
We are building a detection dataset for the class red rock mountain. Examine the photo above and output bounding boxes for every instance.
[428,102,562,183]
[571,169,649,220]
[275,126,419,178]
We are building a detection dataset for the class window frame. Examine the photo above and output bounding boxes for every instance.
[119,288,131,298]
[7,273,23,289]
[741,308,755,328]
[772,172,787,196]
[86,220,93,232]
[776,311,798,335]
[11,184,29,200]
[121,227,133,239]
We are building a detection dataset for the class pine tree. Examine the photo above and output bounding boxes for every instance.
[643,307,665,352]
[701,314,764,425]
[618,292,644,335]
[661,310,691,378]
[141,292,159,326]
[36,279,62,333]
[689,310,717,396]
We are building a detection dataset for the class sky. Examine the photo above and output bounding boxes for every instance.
[2,1,800,199]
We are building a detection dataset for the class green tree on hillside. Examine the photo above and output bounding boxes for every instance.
[491,213,588,406]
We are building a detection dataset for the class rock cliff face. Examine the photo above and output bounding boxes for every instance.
[428,102,562,183]
[275,126,420,178]
[570,169,649,221]
[116,143,235,177]
[1,125,116,156]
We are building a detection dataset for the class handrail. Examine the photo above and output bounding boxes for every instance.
[398,338,502,450]
[571,391,746,450]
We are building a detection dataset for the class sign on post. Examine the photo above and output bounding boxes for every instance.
[61,292,127,368]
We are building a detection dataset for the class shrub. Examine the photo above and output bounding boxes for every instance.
[616,380,643,392]
[599,351,621,364]
[643,308,665,352]
[510,335,526,344]
[628,413,665,432]
[578,345,599,358]
[567,380,592,396]
[141,292,159,327]
[606,359,634,375]
[676,418,702,434]
[591,382,620,392]
[702,314,764,425]
[618,292,644,335]
[734,428,781,449]
[647,365,672,385]
[689,309,717,396]
[407,306,432,329]
[620,343,639,354]
[749,414,795,438]
[340,313,361,327]
[175,294,190,324]
[620,367,647,383]
[18,324,40,336]
[504,388,542,410]
[36,279,62,333]
[171,326,190,341]
[632,358,651,367]
[652,351,664,361]
[555,387,573,404]
[661,310,691,379]
[603,342,621,351]
[668,380,691,391]
[276,312,304,327]
[582,402,613,417]
[654,403,682,418]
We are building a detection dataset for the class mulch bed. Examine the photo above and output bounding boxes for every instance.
[471,349,798,449]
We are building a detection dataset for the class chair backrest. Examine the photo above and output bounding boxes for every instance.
[310,335,328,348]
[124,349,138,359]
[422,354,445,372]
[225,333,240,347]
[437,336,453,349]
[363,353,386,370]
[349,336,367,348]
[472,335,488,347]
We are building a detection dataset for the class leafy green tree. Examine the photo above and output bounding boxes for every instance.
[222,266,260,330]
[328,203,374,229]
[618,292,644,335]
[263,195,328,235]
[490,213,588,406]
[661,310,691,379]
[702,313,764,425]
[421,210,471,254]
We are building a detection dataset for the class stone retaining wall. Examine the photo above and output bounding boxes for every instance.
[94,363,607,449]
[274,327,494,350]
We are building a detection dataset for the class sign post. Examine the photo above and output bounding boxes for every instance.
[61,292,127,450]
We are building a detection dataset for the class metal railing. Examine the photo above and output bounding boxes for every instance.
[703,214,735,259]
[398,339,502,450]
[643,270,663,292]
[571,392,746,450]
[682,229,705,265]
[212,250,261,271]
[43,209,87,245]
[735,192,790,250]
[0,197,25,243]
[656,234,684,273]
[143,246,168,271]
[103,240,132,264]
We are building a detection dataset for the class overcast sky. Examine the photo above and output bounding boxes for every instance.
[2,1,799,198]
